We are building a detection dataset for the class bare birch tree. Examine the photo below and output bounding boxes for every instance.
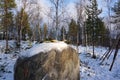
[21,0,43,42]
[103,0,113,47]
[50,0,65,40]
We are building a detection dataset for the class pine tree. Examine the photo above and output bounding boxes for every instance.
[0,0,16,53]
[21,9,32,40]
[16,8,32,41]
[95,18,108,46]
[69,19,78,44]
[85,0,102,58]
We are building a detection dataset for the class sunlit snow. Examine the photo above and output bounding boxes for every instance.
[0,41,120,80]
[20,41,68,57]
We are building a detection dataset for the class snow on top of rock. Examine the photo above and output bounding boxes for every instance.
[20,41,68,57]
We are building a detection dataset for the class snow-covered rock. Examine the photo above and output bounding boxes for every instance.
[14,42,80,80]
[20,41,68,57]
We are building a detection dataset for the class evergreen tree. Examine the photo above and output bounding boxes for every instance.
[85,0,102,58]
[96,18,108,46]
[16,8,32,41]
[86,17,107,45]
[0,0,16,53]
[8,12,15,39]
[69,19,78,44]
[60,26,66,41]
[21,9,32,40]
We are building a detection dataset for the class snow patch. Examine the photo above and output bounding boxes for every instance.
[0,40,16,53]
[20,41,68,57]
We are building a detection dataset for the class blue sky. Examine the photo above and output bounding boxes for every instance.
[47,0,116,17]
[15,0,117,20]
[44,0,117,19]
[64,0,75,3]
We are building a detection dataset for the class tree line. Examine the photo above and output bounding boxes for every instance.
[0,0,120,53]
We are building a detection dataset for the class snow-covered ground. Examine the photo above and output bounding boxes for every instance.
[79,46,120,80]
[0,40,120,80]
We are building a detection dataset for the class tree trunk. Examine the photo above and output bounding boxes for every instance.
[55,0,59,40]
[109,35,120,71]
[4,0,9,53]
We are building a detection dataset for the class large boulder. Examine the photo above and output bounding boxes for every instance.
[14,42,80,80]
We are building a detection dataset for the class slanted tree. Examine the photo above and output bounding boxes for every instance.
[100,0,120,68]
[109,0,120,71]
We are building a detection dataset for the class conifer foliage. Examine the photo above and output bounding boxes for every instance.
[69,19,78,44]
[15,8,32,48]
[0,0,16,53]
[85,0,107,58]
